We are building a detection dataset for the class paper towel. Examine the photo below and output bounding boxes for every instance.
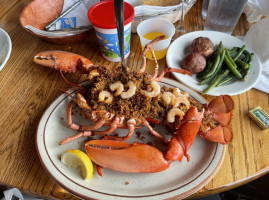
[243,17,269,93]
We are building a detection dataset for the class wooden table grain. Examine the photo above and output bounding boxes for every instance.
[0,0,268,199]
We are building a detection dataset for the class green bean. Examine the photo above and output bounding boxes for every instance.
[202,73,222,95]
[216,73,235,86]
[201,53,221,79]
[215,69,231,87]
[242,49,252,61]
[242,49,251,56]
[216,49,225,71]
[223,69,230,75]
[233,45,246,61]
[205,49,226,80]
[242,53,249,63]
[242,53,253,81]
[225,49,236,65]
[236,59,249,69]
[218,41,223,52]
[224,49,242,78]
[200,74,217,85]
[200,57,227,86]
[217,67,245,86]
[228,47,237,55]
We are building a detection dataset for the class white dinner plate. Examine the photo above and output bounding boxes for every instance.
[166,31,262,96]
[36,78,226,200]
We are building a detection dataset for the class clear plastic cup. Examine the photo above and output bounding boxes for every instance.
[137,18,175,60]
[204,0,248,34]
[201,0,209,19]
[88,1,134,62]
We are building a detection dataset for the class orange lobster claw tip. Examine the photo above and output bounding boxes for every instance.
[199,125,233,144]
[208,95,234,113]
[34,50,93,73]
[165,137,184,162]
[85,140,171,173]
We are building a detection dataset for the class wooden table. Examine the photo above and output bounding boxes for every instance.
[0,0,268,199]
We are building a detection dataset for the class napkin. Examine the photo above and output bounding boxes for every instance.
[48,0,99,30]
[243,17,269,94]
[1,188,43,200]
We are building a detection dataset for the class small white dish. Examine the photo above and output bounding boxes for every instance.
[0,28,12,71]
[36,78,225,200]
[166,31,262,96]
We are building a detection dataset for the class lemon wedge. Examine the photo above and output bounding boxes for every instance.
[61,149,93,180]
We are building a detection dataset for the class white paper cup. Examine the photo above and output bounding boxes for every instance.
[137,18,175,60]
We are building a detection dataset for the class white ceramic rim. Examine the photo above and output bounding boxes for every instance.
[0,28,12,71]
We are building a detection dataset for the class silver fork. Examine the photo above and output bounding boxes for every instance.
[114,0,128,73]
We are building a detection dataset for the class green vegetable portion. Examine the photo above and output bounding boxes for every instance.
[197,42,254,95]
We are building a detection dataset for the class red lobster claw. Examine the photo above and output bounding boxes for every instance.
[34,50,94,73]
[208,94,234,125]
[165,106,203,162]
[199,95,234,144]
[85,140,171,173]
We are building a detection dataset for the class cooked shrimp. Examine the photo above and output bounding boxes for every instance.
[98,91,113,104]
[109,82,124,96]
[121,81,136,99]
[141,81,160,98]
[88,69,99,79]
[167,108,185,123]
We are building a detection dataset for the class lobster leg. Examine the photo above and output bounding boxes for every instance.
[103,119,136,141]
[154,68,192,82]
[94,117,120,135]
[59,131,93,145]
[61,101,118,144]
[67,101,81,130]
[34,50,94,73]
[139,35,165,74]
[143,121,167,144]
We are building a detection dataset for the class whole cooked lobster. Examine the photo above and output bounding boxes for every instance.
[34,36,234,175]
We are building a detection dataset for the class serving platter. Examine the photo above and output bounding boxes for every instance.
[36,78,226,200]
[166,31,262,96]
